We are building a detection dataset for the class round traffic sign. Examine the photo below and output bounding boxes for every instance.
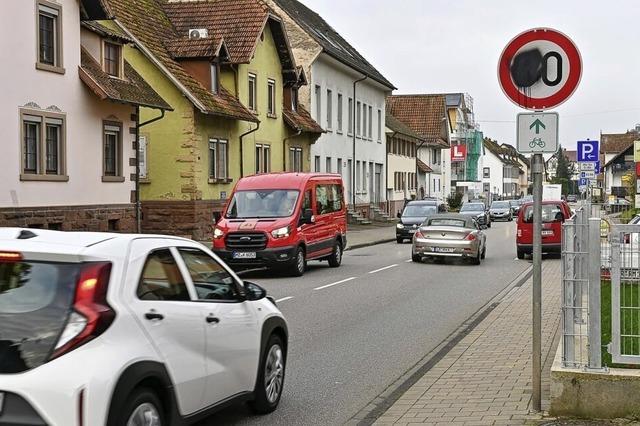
[498,28,582,110]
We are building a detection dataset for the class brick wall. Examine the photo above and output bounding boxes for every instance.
[142,199,226,241]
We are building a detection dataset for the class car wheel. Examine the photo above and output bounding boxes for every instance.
[481,245,486,259]
[249,334,286,414]
[517,249,525,260]
[412,252,422,263]
[472,249,482,265]
[396,237,404,244]
[509,215,513,222]
[290,246,305,277]
[328,240,343,267]
[122,388,165,426]
[487,221,492,228]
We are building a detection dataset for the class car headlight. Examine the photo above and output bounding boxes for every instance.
[213,227,224,239]
[397,223,404,229]
[271,226,290,239]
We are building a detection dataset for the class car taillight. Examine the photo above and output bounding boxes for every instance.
[51,262,115,360]
[0,251,22,262]
[415,230,425,239]
[465,233,476,241]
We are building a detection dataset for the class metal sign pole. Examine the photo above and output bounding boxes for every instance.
[532,153,543,412]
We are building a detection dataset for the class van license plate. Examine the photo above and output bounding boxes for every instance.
[233,252,256,259]
[542,230,553,236]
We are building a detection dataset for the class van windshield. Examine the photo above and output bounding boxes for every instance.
[522,204,564,224]
[226,190,300,219]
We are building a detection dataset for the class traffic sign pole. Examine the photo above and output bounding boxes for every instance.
[532,153,543,413]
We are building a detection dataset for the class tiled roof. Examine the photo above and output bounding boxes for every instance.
[602,130,639,154]
[386,95,448,146]
[417,159,433,173]
[164,36,224,59]
[105,0,257,122]
[283,105,323,134]
[79,48,171,110]
[273,0,395,90]
[82,20,132,42]
[385,114,425,142]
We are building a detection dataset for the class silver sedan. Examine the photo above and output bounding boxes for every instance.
[411,214,487,265]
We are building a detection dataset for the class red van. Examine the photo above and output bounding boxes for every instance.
[212,173,347,276]
[516,200,572,259]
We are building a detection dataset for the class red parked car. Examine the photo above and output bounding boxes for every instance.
[213,173,347,276]
[516,200,572,259]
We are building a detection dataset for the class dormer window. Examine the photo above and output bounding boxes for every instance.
[210,62,219,95]
[103,41,122,78]
[291,88,298,112]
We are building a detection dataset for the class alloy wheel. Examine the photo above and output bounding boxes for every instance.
[264,345,284,404]
[335,245,342,263]
[127,403,161,426]
[296,250,305,273]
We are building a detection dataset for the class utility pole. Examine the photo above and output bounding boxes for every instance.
[531,152,543,412]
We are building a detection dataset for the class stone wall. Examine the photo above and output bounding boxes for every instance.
[141,199,226,241]
[0,204,135,232]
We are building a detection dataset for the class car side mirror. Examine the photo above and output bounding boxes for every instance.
[243,281,266,301]
[302,208,315,224]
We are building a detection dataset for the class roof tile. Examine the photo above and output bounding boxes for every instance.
[283,105,323,134]
[386,95,448,146]
[602,130,639,154]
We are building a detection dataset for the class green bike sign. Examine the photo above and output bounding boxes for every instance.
[516,112,559,154]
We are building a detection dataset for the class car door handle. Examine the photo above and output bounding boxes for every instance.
[206,315,220,324]
[145,311,164,321]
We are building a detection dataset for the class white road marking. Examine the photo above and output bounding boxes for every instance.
[405,259,413,263]
[275,296,294,303]
[368,264,399,274]
[314,277,356,291]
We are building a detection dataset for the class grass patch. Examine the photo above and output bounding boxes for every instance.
[620,208,640,223]
[601,279,640,368]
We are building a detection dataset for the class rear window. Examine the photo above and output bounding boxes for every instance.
[522,204,564,223]
[427,218,467,228]
[0,261,80,373]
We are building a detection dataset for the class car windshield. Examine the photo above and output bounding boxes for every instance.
[460,203,484,212]
[427,218,467,228]
[491,202,510,209]
[226,190,300,218]
[403,205,437,217]
[522,204,564,223]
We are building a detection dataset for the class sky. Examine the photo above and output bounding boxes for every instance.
[301,0,640,150]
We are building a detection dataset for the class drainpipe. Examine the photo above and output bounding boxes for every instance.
[135,107,166,233]
[352,75,367,207]
[239,122,260,178]
[283,128,302,172]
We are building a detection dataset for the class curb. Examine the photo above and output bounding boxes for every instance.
[347,265,534,426]
[346,238,395,251]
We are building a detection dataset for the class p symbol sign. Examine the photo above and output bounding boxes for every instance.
[577,140,599,162]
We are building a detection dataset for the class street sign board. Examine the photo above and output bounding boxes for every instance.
[498,28,582,110]
[579,177,589,187]
[451,144,467,162]
[579,162,595,171]
[594,161,601,174]
[580,171,595,179]
[516,112,559,154]
[577,140,599,162]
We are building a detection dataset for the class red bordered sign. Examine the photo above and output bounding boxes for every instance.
[498,28,582,110]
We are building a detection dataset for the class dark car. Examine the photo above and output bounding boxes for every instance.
[459,202,491,228]
[509,199,522,215]
[489,201,513,221]
[396,201,439,243]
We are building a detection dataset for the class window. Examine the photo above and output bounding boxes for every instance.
[315,184,343,215]
[348,97,353,134]
[377,109,382,141]
[291,88,298,111]
[178,248,238,301]
[368,106,373,140]
[103,122,122,180]
[20,110,66,180]
[337,94,343,132]
[315,85,321,122]
[356,161,361,190]
[255,144,271,174]
[356,102,361,136]
[483,167,490,178]
[362,103,367,139]
[314,156,321,172]
[248,73,257,111]
[139,135,148,179]
[103,42,121,78]
[137,249,190,301]
[37,1,63,73]
[326,157,332,173]
[433,148,441,164]
[267,79,276,116]
[362,164,367,192]
[289,147,302,172]
[326,89,333,130]
[209,138,228,180]
[210,63,219,94]
[337,158,342,175]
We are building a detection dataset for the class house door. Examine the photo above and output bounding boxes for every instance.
[375,163,383,204]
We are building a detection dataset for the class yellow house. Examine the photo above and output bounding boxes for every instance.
[105,0,322,240]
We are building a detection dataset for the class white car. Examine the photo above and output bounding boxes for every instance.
[0,228,287,426]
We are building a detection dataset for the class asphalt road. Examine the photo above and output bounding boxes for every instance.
[202,220,529,426]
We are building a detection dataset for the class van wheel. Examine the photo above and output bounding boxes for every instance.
[249,334,285,414]
[290,247,305,277]
[121,388,165,426]
[328,241,343,267]
[517,249,525,260]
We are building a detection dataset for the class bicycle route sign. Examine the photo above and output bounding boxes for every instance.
[516,112,559,154]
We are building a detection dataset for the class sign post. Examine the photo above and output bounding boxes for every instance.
[499,27,582,413]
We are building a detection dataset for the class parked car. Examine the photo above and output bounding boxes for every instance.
[213,173,347,276]
[509,199,522,215]
[516,200,572,259]
[0,228,287,426]
[459,202,491,228]
[422,197,447,212]
[396,201,439,243]
[411,214,487,265]
[489,201,513,221]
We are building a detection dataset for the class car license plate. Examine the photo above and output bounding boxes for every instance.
[542,230,553,236]
[433,247,454,253]
[233,252,256,259]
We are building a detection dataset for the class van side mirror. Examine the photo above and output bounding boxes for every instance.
[302,208,314,224]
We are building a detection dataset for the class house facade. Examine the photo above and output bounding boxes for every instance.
[0,0,168,231]
[601,129,639,197]
[106,0,322,240]
[266,0,396,218]
[482,139,522,200]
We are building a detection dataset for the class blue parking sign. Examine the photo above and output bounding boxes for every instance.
[577,140,599,162]
[579,177,589,186]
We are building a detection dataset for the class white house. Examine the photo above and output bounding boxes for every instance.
[482,139,523,200]
[0,0,169,231]
[266,0,396,218]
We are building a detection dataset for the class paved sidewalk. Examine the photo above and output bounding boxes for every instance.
[371,259,562,426]
[347,223,397,250]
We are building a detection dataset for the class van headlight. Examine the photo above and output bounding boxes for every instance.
[397,223,404,229]
[213,228,224,239]
[271,226,290,239]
